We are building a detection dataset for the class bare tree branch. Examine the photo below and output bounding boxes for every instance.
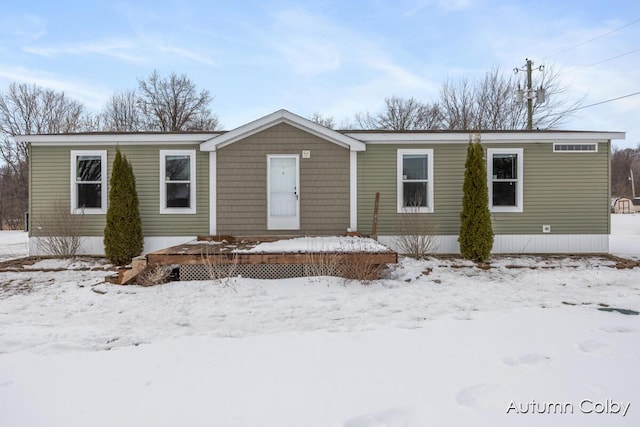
[136,70,219,131]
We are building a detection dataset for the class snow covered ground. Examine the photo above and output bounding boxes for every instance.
[0,216,639,426]
[0,231,28,262]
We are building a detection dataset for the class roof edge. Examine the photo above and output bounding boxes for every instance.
[14,132,220,144]
[344,131,626,143]
[201,109,366,151]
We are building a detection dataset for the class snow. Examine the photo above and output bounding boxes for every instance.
[0,216,639,426]
[610,213,640,259]
[0,231,28,262]
[238,236,392,253]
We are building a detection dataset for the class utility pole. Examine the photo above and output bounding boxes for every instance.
[526,59,533,130]
[514,59,545,130]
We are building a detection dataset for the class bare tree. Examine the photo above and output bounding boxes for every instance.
[611,145,640,198]
[440,77,479,130]
[355,96,443,130]
[309,112,336,129]
[0,164,25,229]
[440,65,583,130]
[0,83,86,228]
[523,64,585,130]
[101,89,142,131]
[137,70,219,131]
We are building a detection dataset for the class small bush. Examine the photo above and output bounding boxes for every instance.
[36,200,84,257]
[394,207,438,259]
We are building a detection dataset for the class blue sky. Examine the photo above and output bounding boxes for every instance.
[1,0,638,147]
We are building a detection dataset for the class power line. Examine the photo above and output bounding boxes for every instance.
[571,91,640,112]
[545,18,640,59]
[567,47,640,72]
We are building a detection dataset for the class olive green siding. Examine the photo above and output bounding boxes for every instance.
[358,141,610,236]
[216,123,350,235]
[29,144,209,237]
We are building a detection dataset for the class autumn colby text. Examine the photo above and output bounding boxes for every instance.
[506,399,631,416]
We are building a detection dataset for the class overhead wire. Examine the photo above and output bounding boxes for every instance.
[545,18,640,60]
[536,18,640,113]
[569,91,640,113]
[566,47,640,72]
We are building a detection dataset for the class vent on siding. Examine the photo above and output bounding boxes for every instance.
[553,143,598,153]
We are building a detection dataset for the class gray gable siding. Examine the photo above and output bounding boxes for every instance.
[216,123,350,236]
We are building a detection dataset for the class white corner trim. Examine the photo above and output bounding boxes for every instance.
[209,151,217,235]
[350,151,358,231]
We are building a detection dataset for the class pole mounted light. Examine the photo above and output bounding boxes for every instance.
[514,58,546,130]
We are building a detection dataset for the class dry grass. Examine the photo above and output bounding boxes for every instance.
[136,264,174,287]
[201,248,240,287]
[304,250,386,282]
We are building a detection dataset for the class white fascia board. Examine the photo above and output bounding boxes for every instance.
[345,131,626,144]
[17,133,220,145]
[201,109,366,152]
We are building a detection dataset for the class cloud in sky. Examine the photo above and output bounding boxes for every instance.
[0,0,638,146]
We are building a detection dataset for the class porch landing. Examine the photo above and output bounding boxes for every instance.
[146,235,398,280]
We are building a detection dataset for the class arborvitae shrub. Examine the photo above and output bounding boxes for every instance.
[104,147,143,265]
[459,135,494,262]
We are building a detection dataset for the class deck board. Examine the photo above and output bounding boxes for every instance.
[146,238,398,266]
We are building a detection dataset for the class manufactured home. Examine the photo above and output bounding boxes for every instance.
[18,109,624,255]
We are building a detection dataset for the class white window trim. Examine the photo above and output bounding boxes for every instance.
[70,150,107,215]
[397,149,434,213]
[160,150,196,214]
[487,148,523,213]
[553,142,598,153]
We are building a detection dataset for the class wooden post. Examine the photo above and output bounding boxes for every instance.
[371,192,380,240]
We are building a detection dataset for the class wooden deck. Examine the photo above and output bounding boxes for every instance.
[144,236,398,281]
[147,236,398,266]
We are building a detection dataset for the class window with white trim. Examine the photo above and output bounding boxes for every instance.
[487,148,523,212]
[160,150,196,214]
[71,150,107,214]
[397,149,434,213]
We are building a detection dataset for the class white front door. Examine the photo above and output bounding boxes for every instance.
[267,155,300,230]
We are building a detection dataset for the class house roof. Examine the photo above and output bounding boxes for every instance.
[200,109,366,152]
[14,132,221,145]
[13,109,625,147]
[343,130,626,143]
